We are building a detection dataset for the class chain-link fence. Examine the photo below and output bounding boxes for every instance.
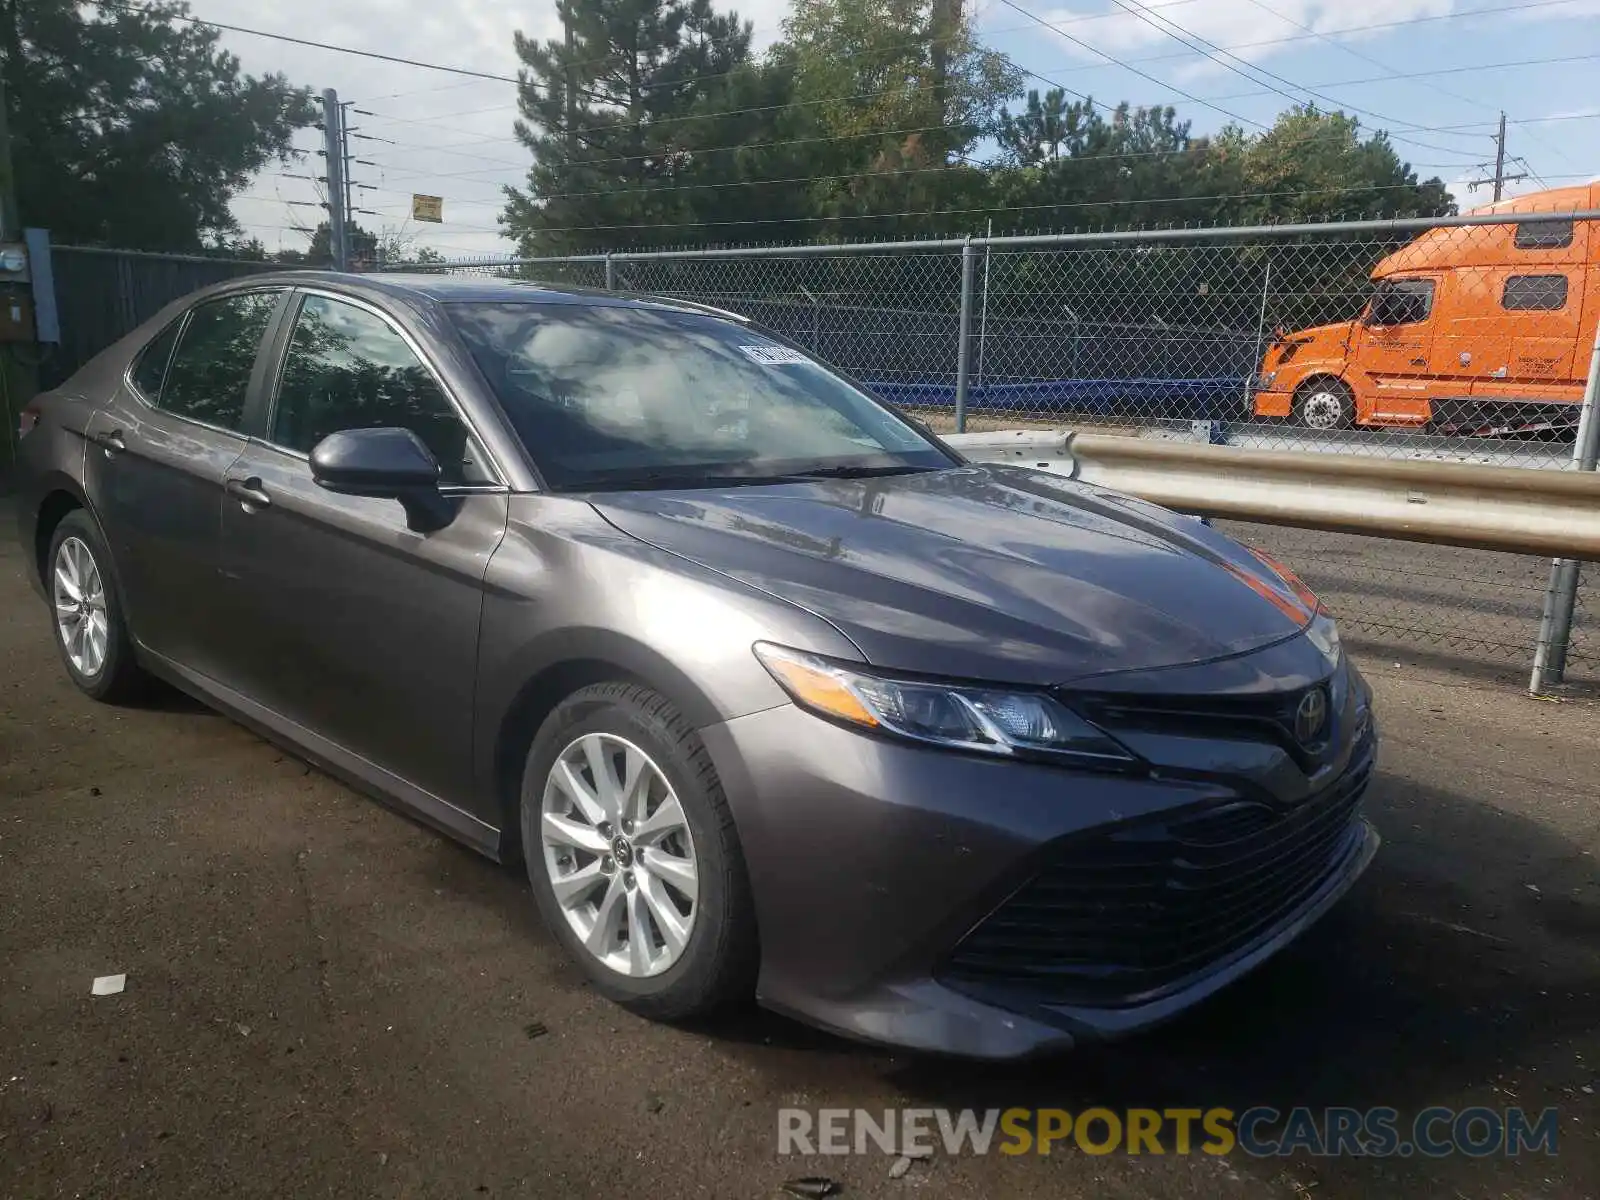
[44,246,279,389]
[376,211,1596,682]
[398,205,1598,457]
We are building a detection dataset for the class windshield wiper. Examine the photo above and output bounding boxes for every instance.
[784,463,943,480]
[572,468,780,491]
[571,462,944,491]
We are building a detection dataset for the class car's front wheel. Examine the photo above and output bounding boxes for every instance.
[46,510,147,703]
[520,682,757,1020]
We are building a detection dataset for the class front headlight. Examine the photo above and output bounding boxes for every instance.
[753,643,1134,765]
[1305,609,1342,669]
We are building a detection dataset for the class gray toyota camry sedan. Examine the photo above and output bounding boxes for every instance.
[14,273,1378,1059]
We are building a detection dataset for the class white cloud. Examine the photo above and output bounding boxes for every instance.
[1030,0,1455,75]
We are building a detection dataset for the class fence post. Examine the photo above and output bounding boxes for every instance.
[975,220,992,393]
[1247,257,1271,412]
[954,238,975,433]
[1529,320,1600,692]
[604,253,615,291]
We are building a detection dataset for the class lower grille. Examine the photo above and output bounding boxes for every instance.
[941,754,1373,1008]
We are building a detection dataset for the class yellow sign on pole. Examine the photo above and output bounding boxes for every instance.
[411,194,443,223]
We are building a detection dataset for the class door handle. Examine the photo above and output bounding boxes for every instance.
[225,477,272,509]
[90,429,126,455]
[1409,357,1427,366]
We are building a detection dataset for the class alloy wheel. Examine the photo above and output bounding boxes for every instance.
[53,537,109,678]
[540,732,699,978]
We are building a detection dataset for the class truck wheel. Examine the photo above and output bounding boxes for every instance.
[1294,380,1355,431]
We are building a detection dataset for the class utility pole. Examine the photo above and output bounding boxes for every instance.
[322,88,349,271]
[1492,111,1508,202]
[1469,112,1529,202]
[341,99,356,241]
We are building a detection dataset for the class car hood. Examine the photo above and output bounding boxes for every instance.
[590,464,1317,687]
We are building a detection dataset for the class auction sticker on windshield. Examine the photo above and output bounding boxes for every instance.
[738,344,811,366]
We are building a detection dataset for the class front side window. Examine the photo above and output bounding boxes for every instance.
[159,292,281,430]
[447,302,953,490]
[270,295,475,484]
[1502,274,1569,312]
[1366,278,1434,327]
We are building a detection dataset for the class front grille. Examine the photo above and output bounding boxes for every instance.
[940,754,1373,1008]
[1076,682,1341,761]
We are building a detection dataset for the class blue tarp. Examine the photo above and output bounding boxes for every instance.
[868,377,1249,419]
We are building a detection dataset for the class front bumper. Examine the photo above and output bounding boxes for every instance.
[702,670,1378,1060]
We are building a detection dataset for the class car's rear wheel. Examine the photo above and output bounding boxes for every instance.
[47,510,147,703]
[1293,378,1355,431]
[520,682,757,1020]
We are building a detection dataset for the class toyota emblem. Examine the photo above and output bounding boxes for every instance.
[1294,688,1329,746]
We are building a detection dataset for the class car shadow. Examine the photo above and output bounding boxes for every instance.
[710,768,1600,1186]
[403,753,1598,1189]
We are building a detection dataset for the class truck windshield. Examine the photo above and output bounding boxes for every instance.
[447,302,955,490]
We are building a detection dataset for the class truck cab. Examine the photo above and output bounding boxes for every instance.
[1254,182,1599,432]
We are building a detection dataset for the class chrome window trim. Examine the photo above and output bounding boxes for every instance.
[120,288,287,438]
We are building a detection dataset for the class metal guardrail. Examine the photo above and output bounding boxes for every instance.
[948,431,1600,561]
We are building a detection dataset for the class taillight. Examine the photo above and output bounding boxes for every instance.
[18,402,41,439]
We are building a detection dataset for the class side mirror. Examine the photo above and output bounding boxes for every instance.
[310,427,455,532]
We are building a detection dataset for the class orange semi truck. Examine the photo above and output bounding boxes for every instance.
[1252,182,1600,432]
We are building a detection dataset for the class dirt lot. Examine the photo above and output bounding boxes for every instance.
[2,530,1597,1200]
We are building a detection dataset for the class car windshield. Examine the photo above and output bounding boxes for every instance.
[447,301,954,490]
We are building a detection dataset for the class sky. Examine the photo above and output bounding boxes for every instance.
[197,0,1600,261]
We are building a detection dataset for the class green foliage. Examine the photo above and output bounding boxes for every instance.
[502,0,755,254]
[2,0,317,250]
[500,1,1455,254]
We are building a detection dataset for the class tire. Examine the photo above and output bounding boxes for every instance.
[520,682,757,1021]
[1293,379,1355,431]
[45,509,148,703]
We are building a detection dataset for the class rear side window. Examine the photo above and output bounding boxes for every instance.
[158,292,281,431]
[1502,274,1569,312]
[130,319,183,402]
[1513,220,1573,250]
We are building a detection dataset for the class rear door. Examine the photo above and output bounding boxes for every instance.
[216,289,509,815]
[82,289,287,679]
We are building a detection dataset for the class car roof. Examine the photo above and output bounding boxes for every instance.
[236,270,750,322]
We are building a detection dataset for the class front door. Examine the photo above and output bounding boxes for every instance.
[1354,277,1437,421]
[218,290,508,814]
[82,290,285,680]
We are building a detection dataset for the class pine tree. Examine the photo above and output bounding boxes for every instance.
[502,0,754,254]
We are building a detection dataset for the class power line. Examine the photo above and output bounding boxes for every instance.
[993,0,1272,131]
[371,126,1482,211]
[111,0,1588,161]
[1014,0,1502,157]
[97,3,523,84]
[1230,0,1584,172]
[495,179,1518,239]
[1039,0,1588,81]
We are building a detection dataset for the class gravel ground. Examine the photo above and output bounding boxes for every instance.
[2,530,1596,1200]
